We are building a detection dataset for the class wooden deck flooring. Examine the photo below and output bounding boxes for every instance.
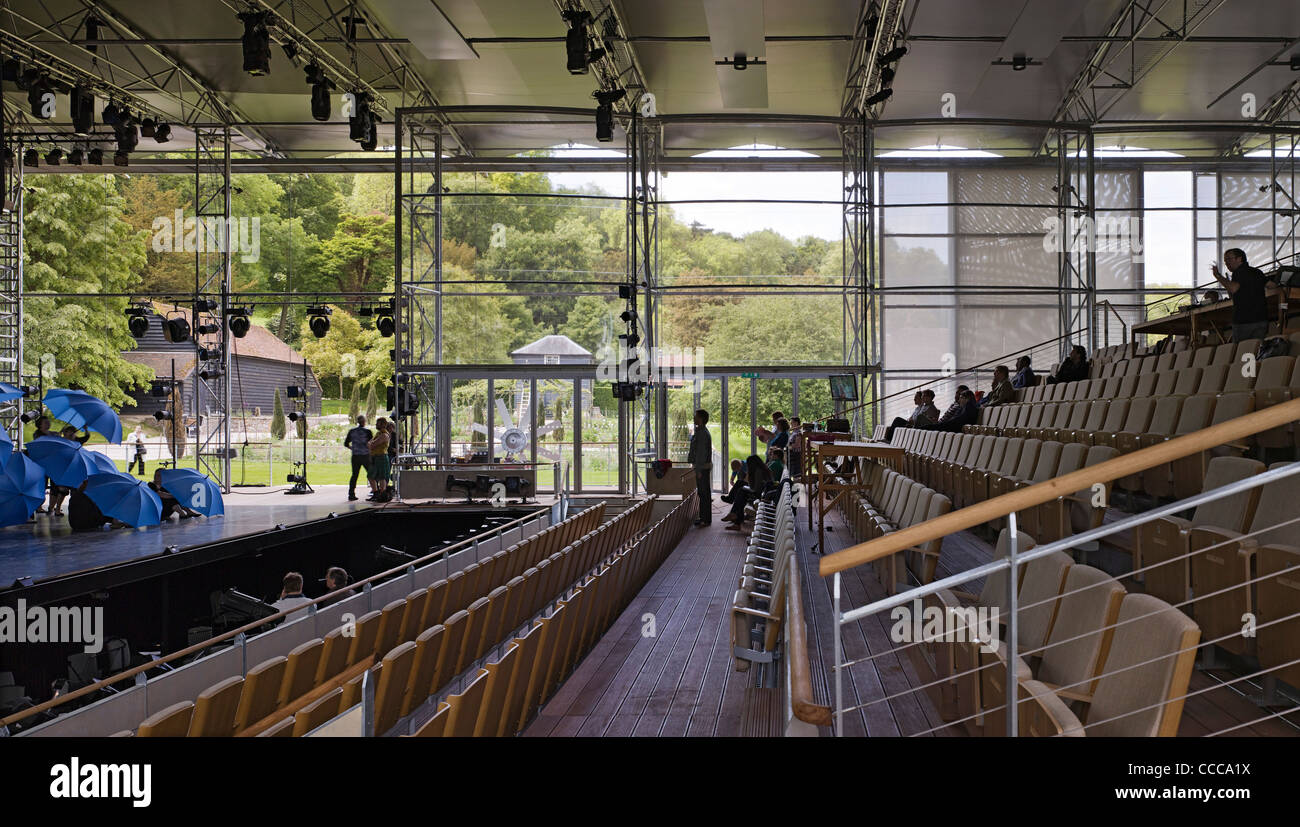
[527,498,1300,737]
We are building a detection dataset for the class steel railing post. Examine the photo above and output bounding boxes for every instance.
[1006,512,1019,737]
[834,571,843,737]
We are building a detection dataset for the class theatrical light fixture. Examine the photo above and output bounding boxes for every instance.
[163,315,191,343]
[70,85,95,134]
[733,52,748,71]
[286,385,304,398]
[563,8,594,74]
[360,118,378,152]
[227,306,251,338]
[1011,54,1029,71]
[287,411,304,423]
[101,101,120,125]
[67,148,84,166]
[44,148,62,166]
[593,88,624,143]
[20,410,42,424]
[375,309,395,337]
[865,88,893,106]
[1291,53,1300,71]
[152,410,173,422]
[153,122,171,143]
[196,346,220,361]
[307,305,332,339]
[124,305,150,339]
[195,299,218,313]
[305,64,333,121]
[877,46,908,67]
[196,321,221,335]
[239,11,272,76]
[140,117,156,138]
[87,148,104,165]
[880,66,895,84]
[27,75,54,119]
[349,95,374,143]
[619,308,637,323]
[22,149,38,168]
[198,368,223,381]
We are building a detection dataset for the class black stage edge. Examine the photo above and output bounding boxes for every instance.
[5,737,1290,813]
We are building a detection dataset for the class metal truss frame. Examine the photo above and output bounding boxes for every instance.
[191,126,232,490]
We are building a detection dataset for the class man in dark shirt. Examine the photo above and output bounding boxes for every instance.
[1047,346,1090,385]
[937,390,980,432]
[687,409,713,527]
[1211,248,1271,343]
[342,415,373,502]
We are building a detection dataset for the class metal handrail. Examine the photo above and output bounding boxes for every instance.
[819,395,1300,576]
[1097,299,1128,343]
[0,503,556,729]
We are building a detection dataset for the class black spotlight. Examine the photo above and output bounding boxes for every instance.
[22,149,38,168]
[115,122,138,154]
[307,306,331,338]
[70,85,95,134]
[239,12,272,76]
[20,410,41,424]
[348,94,373,142]
[594,88,625,143]
[87,148,104,165]
[44,148,62,166]
[140,117,156,138]
[360,117,378,152]
[1291,53,1300,71]
[865,88,893,106]
[28,76,54,119]
[124,306,149,339]
[227,307,251,338]
[286,385,304,398]
[198,367,223,381]
[153,122,171,143]
[101,101,120,125]
[67,148,84,166]
[195,321,220,335]
[877,45,908,67]
[733,52,748,70]
[152,410,173,422]
[619,308,636,323]
[1011,53,1029,71]
[287,411,303,423]
[880,66,895,84]
[163,315,191,343]
[196,346,220,361]
[563,9,594,74]
[195,299,218,313]
[305,64,332,121]
[376,312,395,337]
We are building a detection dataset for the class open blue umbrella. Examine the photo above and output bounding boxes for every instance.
[157,468,224,517]
[41,389,122,444]
[26,437,118,487]
[82,472,162,527]
[0,450,47,527]
[0,383,25,403]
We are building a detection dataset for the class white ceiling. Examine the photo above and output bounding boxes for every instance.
[2,0,1299,158]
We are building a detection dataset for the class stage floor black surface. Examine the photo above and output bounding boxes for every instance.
[0,499,369,585]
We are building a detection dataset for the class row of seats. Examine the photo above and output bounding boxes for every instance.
[1093,331,1300,368]
[1135,457,1300,691]
[730,481,795,670]
[888,430,1117,545]
[412,494,695,737]
[128,500,633,737]
[843,465,951,593]
[929,528,1201,737]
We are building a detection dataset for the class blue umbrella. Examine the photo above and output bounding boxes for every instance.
[0,383,25,403]
[41,389,122,443]
[0,450,47,527]
[157,468,224,517]
[26,437,117,487]
[82,472,162,527]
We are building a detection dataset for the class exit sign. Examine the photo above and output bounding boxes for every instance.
[741,372,759,378]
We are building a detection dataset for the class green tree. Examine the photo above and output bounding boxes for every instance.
[348,380,361,420]
[307,213,395,298]
[365,383,378,422]
[297,306,389,396]
[22,175,154,408]
[560,295,618,354]
[471,400,486,444]
[270,389,286,440]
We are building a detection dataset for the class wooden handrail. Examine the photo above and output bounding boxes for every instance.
[0,504,554,729]
[819,396,1300,577]
[236,654,375,737]
[786,555,832,727]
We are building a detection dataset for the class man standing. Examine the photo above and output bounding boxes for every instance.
[687,408,713,527]
[128,425,147,475]
[1211,248,1271,343]
[343,414,373,502]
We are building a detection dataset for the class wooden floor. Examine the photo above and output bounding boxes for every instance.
[526,496,1300,737]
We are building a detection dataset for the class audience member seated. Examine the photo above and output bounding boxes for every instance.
[936,389,979,432]
[921,386,970,430]
[886,390,940,442]
[272,572,313,619]
[1012,355,1036,389]
[980,365,1014,407]
[721,459,747,505]
[1046,345,1090,384]
[723,455,775,530]
[319,566,355,607]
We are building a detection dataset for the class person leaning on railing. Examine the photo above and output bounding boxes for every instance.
[1045,345,1090,385]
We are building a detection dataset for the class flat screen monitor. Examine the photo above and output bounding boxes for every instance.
[829,374,858,402]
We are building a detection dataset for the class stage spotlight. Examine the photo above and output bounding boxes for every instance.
[865,88,893,106]
[619,331,640,348]
[196,346,220,361]
[593,88,625,143]
[22,149,38,168]
[198,367,223,381]
[67,148,84,166]
[115,122,138,154]
[307,306,331,338]
[70,85,95,134]
[1292,54,1300,71]
[101,101,120,125]
[27,76,54,119]
[153,122,171,143]
[563,9,594,74]
[286,385,304,398]
[149,380,171,398]
[619,308,636,323]
[733,52,748,70]
[140,117,156,138]
[305,64,332,121]
[348,95,373,142]
[360,117,378,151]
[376,312,395,337]
[87,148,104,165]
[196,322,220,335]
[44,148,62,166]
[877,46,908,67]
[163,315,191,343]
[880,66,895,84]
[239,12,272,76]
[152,410,173,422]
[195,299,218,313]
[20,410,42,424]
[227,307,251,338]
[124,306,150,339]
[287,411,304,423]
[1011,54,1029,71]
